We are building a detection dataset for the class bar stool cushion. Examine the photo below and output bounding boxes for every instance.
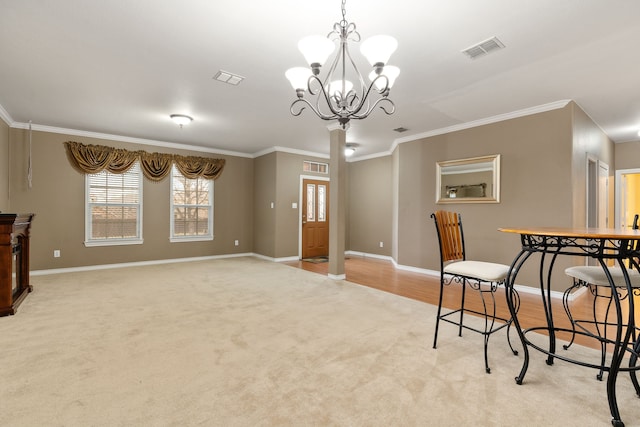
[444,260,510,282]
[565,265,640,288]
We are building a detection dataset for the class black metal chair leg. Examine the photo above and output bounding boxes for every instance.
[478,287,491,373]
[433,276,445,350]
[458,279,467,337]
[562,281,579,351]
[482,286,499,374]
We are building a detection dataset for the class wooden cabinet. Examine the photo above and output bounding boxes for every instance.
[0,213,35,316]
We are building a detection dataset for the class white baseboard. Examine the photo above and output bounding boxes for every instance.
[345,250,394,262]
[352,251,575,301]
[30,252,256,276]
[31,250,585,302]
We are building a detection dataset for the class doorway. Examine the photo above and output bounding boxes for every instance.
[586,157,609,266]
[586,156,609,228]
[301,178,330,259]
[616,168,640,229]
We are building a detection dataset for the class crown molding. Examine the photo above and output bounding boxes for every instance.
[327,122,348,132]
[347,150,394,163]
[0,104,13,126]
[252,145,329,160]
[349,100,573,162]
[392,99,572,147]
[8,117,331,160]
[9,121,254,158]
[3,99,573,162]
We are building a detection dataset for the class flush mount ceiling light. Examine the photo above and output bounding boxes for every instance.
[285,0,399,128]
[170,114,193,128]
[345,143,358,157]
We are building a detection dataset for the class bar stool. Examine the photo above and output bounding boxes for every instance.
[431,210,519,373]
[563,215,640,385]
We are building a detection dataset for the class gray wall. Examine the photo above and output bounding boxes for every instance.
[393,102,614,291]
[571,103,615,228]
[252,150,329,259]
[275,152,311,258]
[8,129,254,270]
[253,152,277,258]
[3,101,621,287]
[347,155,392,256]
[615,140,640,170]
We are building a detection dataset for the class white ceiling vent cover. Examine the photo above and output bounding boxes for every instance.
[213,70,245,85]
[462,36,505,60]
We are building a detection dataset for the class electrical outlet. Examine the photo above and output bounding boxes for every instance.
[234,240,239,246]
[54,250,61,258]
[379,241,384,248]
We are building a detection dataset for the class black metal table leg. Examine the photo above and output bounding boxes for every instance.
[600,259,634,427]
[506,249,531,384]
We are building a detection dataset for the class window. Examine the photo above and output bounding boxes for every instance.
[305,182,327,223]
[85,162,143,246]
[170,165,213,242]
[303,160,329,174]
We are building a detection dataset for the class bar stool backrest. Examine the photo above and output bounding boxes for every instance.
[432,211,466,263]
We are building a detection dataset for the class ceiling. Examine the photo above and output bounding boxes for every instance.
[2,0,640,159]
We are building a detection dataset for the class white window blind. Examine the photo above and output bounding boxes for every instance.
[170,165,213,242]
[85,162,143,246]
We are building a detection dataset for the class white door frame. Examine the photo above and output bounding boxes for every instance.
[598,159,609,228]
[615,168,640,228]
[586,155,609,227]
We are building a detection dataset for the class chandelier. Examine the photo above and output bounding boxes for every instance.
[285,0,400,128]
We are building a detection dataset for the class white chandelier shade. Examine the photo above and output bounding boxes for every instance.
[369,65,400,90]
[298,35,336,67]
[285,67,313,92]
[285,0,399,127]
[360,35,398,67]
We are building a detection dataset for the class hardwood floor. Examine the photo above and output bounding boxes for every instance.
[284,255,640,353]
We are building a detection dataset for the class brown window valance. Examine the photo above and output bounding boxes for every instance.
[64,141,225,181]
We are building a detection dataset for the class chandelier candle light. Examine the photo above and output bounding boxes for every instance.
[285,0,399,127]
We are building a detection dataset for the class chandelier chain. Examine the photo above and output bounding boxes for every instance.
[341,0,347,26]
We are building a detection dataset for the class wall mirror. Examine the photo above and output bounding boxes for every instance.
[436,154,500,204]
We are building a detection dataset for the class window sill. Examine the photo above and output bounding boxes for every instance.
[84,239,144,247]
[170,236,214,243]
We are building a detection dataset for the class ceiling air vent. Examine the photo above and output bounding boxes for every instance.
[213,70,245,86]
[461,36,505,60]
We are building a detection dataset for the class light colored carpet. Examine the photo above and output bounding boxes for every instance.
[1,257,639,426]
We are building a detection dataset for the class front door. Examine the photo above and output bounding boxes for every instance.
[302,179,329,259]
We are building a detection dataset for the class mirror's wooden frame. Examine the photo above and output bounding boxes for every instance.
[436,154,501,204]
